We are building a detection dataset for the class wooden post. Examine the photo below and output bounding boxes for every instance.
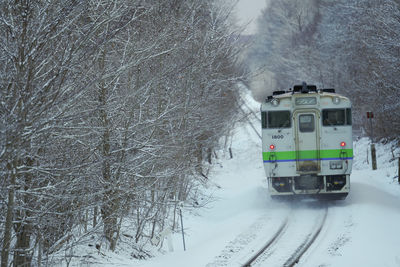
[398,157,400,184]
[367,112,377,170]
[179,208,186,251]
[371,144,377,170]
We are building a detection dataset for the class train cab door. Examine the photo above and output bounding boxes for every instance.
[294,110,321,173]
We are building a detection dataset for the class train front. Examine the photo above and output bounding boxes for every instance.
[261,85,353,200]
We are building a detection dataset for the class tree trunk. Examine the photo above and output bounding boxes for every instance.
[101,200,118,251]
[1,167,15,267]
[13,223,32,267]
[207,148,212,164]
[98,48,119,251]
[93,206,98,228]
[14,157,34,267]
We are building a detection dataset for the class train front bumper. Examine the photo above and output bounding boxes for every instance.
[268,174,350,197]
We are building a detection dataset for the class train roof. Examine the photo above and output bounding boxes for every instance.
[261,83,351,111]
[265,83,349,102]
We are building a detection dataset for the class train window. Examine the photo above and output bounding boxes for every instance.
[267,111,291,128]
[262,111,267,129]
[299,114,314,132]
[346,108,352,125]
[322,109,345,126]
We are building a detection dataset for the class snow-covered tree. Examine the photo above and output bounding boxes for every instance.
[0,0,245,265]
[0,1,100,265]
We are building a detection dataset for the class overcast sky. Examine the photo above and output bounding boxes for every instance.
[234,0,268,34]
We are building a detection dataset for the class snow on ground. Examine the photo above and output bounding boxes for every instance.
[127,90,284,267]
[302,138,400,267]
[303,191,400,267]
[83,90,400,267]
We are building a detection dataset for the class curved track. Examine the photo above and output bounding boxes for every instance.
[242,202,328,267]
[241,217,289,267]
[206,208,291,267]
[237,97,329,266]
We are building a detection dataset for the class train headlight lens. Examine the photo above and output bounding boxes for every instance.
[332,97,340,104]
[269,144,275,150]
[271,99,279,106]
[330,161,343,169]
[340,141,346,147]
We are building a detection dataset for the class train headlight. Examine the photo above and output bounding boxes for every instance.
[332,97,340,104]
[330,161,343,169]
[271,98,279,106]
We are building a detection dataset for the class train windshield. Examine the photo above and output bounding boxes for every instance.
[262,111,291,129]
[322,109,352,126]
[299,114,315,132]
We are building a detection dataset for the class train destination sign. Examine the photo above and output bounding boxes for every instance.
[295,97,317,105]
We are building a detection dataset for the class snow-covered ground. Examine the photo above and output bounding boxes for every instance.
[77,91,400,267]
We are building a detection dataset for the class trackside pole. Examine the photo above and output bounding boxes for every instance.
[371,144,377,170]
[179,208,186,251]
[367,112,377,170]
[398,157,400,184]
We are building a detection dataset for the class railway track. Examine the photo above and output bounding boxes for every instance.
[229,96,330,266]
[242,202,328,267]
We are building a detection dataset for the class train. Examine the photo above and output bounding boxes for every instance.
[261,83,353,200]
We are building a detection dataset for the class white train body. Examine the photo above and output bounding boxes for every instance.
[261,84,353,199]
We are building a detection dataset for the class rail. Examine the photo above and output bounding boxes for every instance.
[241,204,328,267]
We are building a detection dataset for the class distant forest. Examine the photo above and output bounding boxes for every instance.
[247,0,400,141]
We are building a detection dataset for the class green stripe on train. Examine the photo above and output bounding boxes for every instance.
[262,149,353,161]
